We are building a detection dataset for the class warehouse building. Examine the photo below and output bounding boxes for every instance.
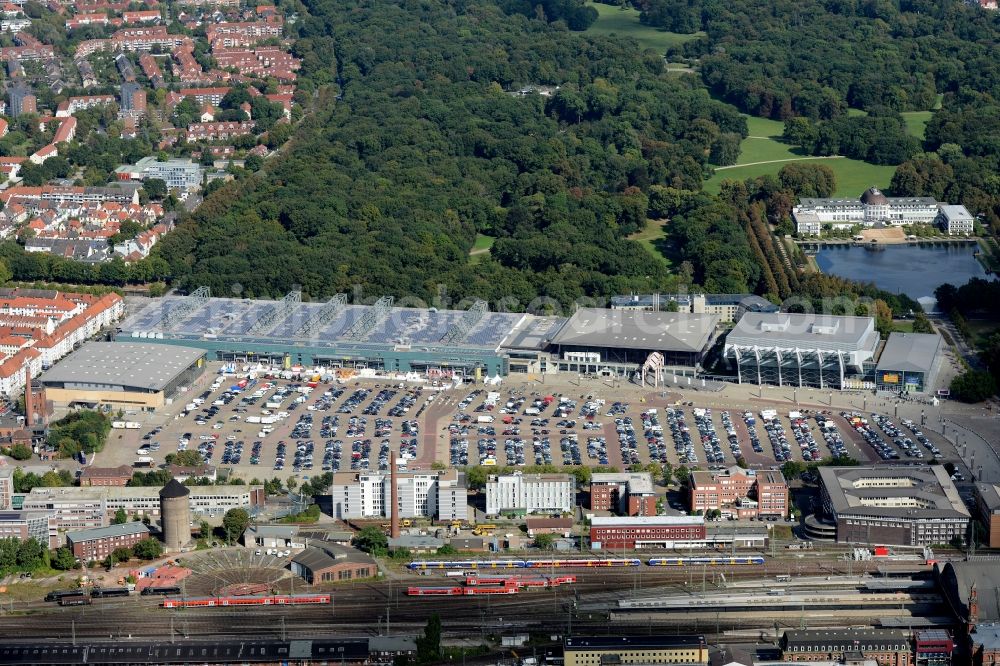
[329,468,466,521]
[875,332,942,394]
[589,516,706,550]
[725,313,880,390]
[563,635,708,666]
[485,472,574,517]
[38,342,206,410]
[818,466,970,546]
[290,543,376,585]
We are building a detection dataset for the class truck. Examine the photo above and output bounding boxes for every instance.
[246,416,262,424]
[260,416,278,425]
[111,421,127,429]
[125,422,141,430]
[524,407,540,416]
[477,415,495,424]
[133,457,154,468]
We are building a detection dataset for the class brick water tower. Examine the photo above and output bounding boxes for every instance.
[159,478,192,551]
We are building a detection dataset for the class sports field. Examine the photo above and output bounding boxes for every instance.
[706,115,896,197]
[584,2,701,52]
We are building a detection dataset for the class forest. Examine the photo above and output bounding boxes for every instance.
[152,0,748,307]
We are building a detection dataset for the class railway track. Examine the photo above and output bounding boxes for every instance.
[0,559,888,641]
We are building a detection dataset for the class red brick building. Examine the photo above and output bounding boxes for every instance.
[690,466,788,519]
[590,472,658,516]
[290,544,376,584]
[525,516,573,538]
[79,464,133,487]
[66,522,150,560]
[589,516,705,549]
[914,630,952,666]
[781,629,912,666]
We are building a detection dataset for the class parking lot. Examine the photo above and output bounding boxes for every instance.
[86,364,970,488]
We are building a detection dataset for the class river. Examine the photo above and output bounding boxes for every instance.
[813,242,987,307]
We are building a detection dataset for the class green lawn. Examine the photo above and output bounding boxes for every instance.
[731,116,803,164]
[585,2,701,52]
[628,219,671,267]
[706,157,896,197]
[901,111,933,141]
[469,233,495,264]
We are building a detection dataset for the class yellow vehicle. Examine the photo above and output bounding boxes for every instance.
[472,523,497,536]
[401,519,412,528]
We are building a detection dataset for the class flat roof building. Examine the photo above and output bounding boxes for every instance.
[975,482,1000,549]
[564,635,708,666]
[589,515,706,549]
[690,467,788,519]
[485,472,574,517]
[550,308,719,370]
[875,332,942,394]
[39,342,206,410]
[819,466,970,546]
[590,472,658,516]
[329,468,466,521]
[725,313,880,389]
[0,510,58,548]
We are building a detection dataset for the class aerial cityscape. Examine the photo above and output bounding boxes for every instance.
[0,0,997,664]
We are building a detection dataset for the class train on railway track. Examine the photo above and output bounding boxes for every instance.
[161,593,332,608]
[407,574,577,597]
[407,556,765,570]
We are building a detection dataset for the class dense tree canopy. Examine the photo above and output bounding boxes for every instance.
[152,0,745,307]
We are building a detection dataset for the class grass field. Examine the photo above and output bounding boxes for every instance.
[628,219,671,267]
[707,114,896,196]
[584,2,701,52]
[469,234,495,264]
[901,111,933,141]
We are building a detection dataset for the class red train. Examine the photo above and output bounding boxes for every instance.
[407,575,577,596]
[161,594,331,608]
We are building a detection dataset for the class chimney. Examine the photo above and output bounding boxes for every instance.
[23,366,33,427]
[390,458,400,539]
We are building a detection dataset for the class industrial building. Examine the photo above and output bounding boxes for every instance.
[66,522,150,560]
[117,292,724,380]
[38,342,206,410]
[485,473,574,516]
[589,516,706,549]
[563,635,708,666]
[875,333,942,394]
[818,466,970,546]
[725,313,880,390]
[328,468,466,521]
[290,543,376,584]
[689,467,788,519]
[589,472,657,516]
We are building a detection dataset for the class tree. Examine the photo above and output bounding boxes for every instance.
[353,525,388,555]
[416,613,442,664]
[131,538,164,560]
[166,449,204,467]
[51,547,76,571]
[782,460,805,481]
[436,544,457,555]
[113,508,128,525]
[108,547,132,566]
[951,370,997,404]
[142,178,168,201]
[912,311,934,334]
[533,533,556,550]
[8,443,31,460]
[222,508,250,544]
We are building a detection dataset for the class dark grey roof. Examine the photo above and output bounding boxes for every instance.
[976,482,1000,512]
[819,466,969,519]
[159,478,190,499]
[39,342,205,392]
[551,308,718,353]
[936,561,1000,623]
[292,544,374,572]
[877,332,941,374]
[67,522,149,543]
[861,187,890,205]
[783,629,909,648]
[565,636,705,650]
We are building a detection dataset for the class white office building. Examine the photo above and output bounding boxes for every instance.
[793,187,942,236]
[485,473,575,516]
[329,469,466,521]
[936,205,975,235]
[115,156,203,190]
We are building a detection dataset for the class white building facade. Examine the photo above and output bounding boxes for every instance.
[936,205,975,235]
[329,469,466,521]
[793,187,943,236]
[485,473,575,516]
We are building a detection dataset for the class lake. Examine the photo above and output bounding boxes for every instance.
[813,242,987,306]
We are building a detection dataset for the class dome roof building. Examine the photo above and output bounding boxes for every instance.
[860,187,889,206]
